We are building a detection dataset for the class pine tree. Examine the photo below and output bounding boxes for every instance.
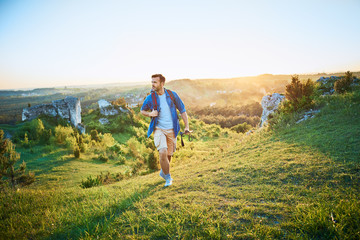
[285,75,315,111]
[0,130,35,190]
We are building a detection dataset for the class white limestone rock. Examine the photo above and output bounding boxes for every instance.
[260,93,285,127]
[99,118,110,125]
[98,99,119,116]
[22,96,82,130]
[316,76,340,95]
[296,109,320,124]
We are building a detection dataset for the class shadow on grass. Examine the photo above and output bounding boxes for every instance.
[21,148,73,176]
[271,108,360,163]
[47,182,162,240]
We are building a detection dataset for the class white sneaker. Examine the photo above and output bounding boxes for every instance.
[164,177,173,187]
[159,169,166,180]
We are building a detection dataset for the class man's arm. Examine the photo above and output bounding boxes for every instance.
[141,109,158,118]
[181,111,190,132]
[140,95,158,118]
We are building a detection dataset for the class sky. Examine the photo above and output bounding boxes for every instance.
[0,0,359,90]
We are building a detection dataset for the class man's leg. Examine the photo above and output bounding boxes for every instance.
[160,148,172,186]
[159,148,170,175]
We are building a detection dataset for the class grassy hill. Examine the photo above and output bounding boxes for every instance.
[1,88,359,239]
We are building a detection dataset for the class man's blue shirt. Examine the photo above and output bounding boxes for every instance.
[141,89,186,138]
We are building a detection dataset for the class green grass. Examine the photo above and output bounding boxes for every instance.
[1,91,360,239]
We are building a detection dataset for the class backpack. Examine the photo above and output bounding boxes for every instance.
[150,89,179,111]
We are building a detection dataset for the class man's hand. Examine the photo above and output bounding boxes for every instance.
[148,109,158,117]
[181,112,190,134]
[183,127,192,135]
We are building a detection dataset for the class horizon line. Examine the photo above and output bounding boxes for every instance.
[1,70,359,91]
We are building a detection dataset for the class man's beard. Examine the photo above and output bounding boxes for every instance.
[153,86,160,92]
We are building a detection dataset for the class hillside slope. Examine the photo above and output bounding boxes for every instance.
[1,91,359,239]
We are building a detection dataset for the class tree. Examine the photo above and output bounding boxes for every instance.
[284,75,315,112]
[334,71,354,94]
[0,130,35,190]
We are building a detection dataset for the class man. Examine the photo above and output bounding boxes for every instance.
[141,74,190,187]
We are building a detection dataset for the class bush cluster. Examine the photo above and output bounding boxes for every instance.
[13,118,52,147]
[53,125,117,159]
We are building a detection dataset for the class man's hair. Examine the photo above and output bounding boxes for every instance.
[152,74,166,83]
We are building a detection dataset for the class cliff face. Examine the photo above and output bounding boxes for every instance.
[22,96,83,132]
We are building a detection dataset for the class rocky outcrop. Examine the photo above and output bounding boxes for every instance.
[259,93,285,127]
[98,99,129,116]
[296,109,321,124]
[22,96,84,133]
[316,76,340,85]
[316,76,340,95]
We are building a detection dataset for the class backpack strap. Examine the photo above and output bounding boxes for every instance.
[151,91,158,110]
[166,89,179,110]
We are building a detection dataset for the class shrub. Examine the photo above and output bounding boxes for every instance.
[131,164,140,175]
[90,129,100,142]
[80,171,123,188]
[230,122,252,133]
[21,133,31,148]
[125,137,143,159]
[101,133,116,148]
[55,125,73,144]
[17,171,36,187]
[334,71,354,94]
[147,150,159,170]
[80,175,101,188]
[98,154,109,163]
[40,129,52,145]
[130,126,146,143]
[110,144,121,153]
[79,142,87,153]
[74,146,80,158]
[117,155,126,165]
[86,121,107,134]
[25,119,45,141]
[115,172,124,181]
[15,118,47,144]
[97,171,114,184]
[65,135,77,151]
